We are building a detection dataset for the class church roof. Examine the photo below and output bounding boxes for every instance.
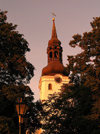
[41,18,69,76]
[42,60,68,76]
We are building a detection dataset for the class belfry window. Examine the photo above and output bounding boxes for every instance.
[60,52,62,60]
[54,51,58,58]
[49,52,52,58]
[48,83,52,90]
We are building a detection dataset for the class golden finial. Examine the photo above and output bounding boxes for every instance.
[52,18,55,21]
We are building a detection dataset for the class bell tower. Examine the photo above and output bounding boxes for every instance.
[39,18,69,101]
[47,18,62,64]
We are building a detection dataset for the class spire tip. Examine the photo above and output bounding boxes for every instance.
[52,18,55,21]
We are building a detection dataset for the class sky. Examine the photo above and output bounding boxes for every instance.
[1,0,100,101]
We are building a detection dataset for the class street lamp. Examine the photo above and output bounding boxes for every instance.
[16,98,28,134]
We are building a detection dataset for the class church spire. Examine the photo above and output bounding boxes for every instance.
[41,18,69,76]
[51,18,58,39]
[48,18,61,47]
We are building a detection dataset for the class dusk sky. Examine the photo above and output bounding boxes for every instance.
[1,0,100,101]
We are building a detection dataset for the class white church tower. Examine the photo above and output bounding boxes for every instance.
[39,18,69,102]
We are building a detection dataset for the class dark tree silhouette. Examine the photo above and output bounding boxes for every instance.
[0,10,41,134]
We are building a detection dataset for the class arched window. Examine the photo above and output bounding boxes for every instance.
[60,52,62,61]
[60,52,61,59]
[48,83,52,90]
[49,52,52,58]
[54,51,58,58]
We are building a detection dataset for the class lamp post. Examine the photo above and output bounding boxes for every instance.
[16,98,28,134]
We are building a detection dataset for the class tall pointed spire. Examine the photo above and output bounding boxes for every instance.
[41,18,69,76]
[51,18,58,39]
[48,18,61,46]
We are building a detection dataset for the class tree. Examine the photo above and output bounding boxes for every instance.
[42,84,100,134]
[41,17,100,134]
[0,10,34,85]
[0,10,41,134]
[68,17,100,120]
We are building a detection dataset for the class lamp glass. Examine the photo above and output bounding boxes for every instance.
[16,103,28,115]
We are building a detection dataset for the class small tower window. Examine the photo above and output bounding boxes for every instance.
[48,83,52,90]
[60,52,62,61]
[54,51,58,58]
[49,52,52,58]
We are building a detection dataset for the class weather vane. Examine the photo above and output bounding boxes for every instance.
[52,12,56,20]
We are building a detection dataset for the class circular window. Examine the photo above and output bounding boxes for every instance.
[54,77,62,83]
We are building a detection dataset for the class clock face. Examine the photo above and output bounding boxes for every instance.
[55,77,62,83]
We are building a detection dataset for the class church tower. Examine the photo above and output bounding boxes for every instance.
[39,18,69,101]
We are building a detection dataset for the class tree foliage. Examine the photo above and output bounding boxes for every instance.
[68,17,100,119]
[0,10,41,134]
[42,84,100,134]
[41,17,100,134]
[0,10,34,85]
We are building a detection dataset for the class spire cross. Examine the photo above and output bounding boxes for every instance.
[52,12,56,20]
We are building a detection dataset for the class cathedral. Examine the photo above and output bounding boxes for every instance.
[33,18,70,134]
[39,18,69,101]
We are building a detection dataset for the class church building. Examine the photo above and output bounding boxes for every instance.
[32,18,70,134]
[39,18,69,101]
